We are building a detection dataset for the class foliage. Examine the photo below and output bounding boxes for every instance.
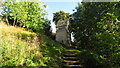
[2,0,46,32]
[53,11,70,24]
[43,19,51,36]
[71,2,120,67]
[38,33,65,67]
[77,50,104,68]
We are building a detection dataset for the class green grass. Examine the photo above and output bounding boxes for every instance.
[38,32,65,68]
[0,22,65,67]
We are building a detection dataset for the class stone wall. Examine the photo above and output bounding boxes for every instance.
[55,19,70,45]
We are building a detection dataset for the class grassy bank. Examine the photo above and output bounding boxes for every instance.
[0,22,65,67]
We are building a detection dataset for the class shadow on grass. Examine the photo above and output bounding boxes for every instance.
[37,33,66,68]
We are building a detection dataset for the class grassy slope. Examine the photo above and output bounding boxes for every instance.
[0,22,65,67]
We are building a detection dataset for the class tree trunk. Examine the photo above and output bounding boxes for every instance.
[13,14,16,26]
[6,14,9,24]
[13,19,16,26]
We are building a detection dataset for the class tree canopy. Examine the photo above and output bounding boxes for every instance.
[2,0,46,32]
[53,11,70,24]
[71,2,120,67]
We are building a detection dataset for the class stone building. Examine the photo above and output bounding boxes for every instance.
[55,19,71,45]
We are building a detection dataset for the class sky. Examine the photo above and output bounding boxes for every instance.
[0,1,82,33]
[0,1,82,41]
[43,2,81,33]
[43,2,82,41]
[44,2,79,21]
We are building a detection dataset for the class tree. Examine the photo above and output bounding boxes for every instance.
[53,11,70,24]
[2,0,13,24]
[71,2,120,67]
[2,0,46,32]
[43,19,51,36]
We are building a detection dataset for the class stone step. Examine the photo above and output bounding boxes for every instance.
[64,55,77,57]
[63,57,77,59]
[64,64,82,68]
[64,59,78,61]
[65,49,79,52]
[63,61,80,65]
[63,60,79,63]
[63,62,81,65]
[62,46,82,68]
[63,57,78,61]
[64,51,78,54]
[64,53,77,56]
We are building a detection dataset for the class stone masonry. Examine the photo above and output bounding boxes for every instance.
[55,19,70,45]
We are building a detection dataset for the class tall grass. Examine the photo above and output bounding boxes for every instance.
[0,22,46,66]
[0,22,65,67]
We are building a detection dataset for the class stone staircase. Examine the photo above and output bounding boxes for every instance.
[62,46,82,68]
